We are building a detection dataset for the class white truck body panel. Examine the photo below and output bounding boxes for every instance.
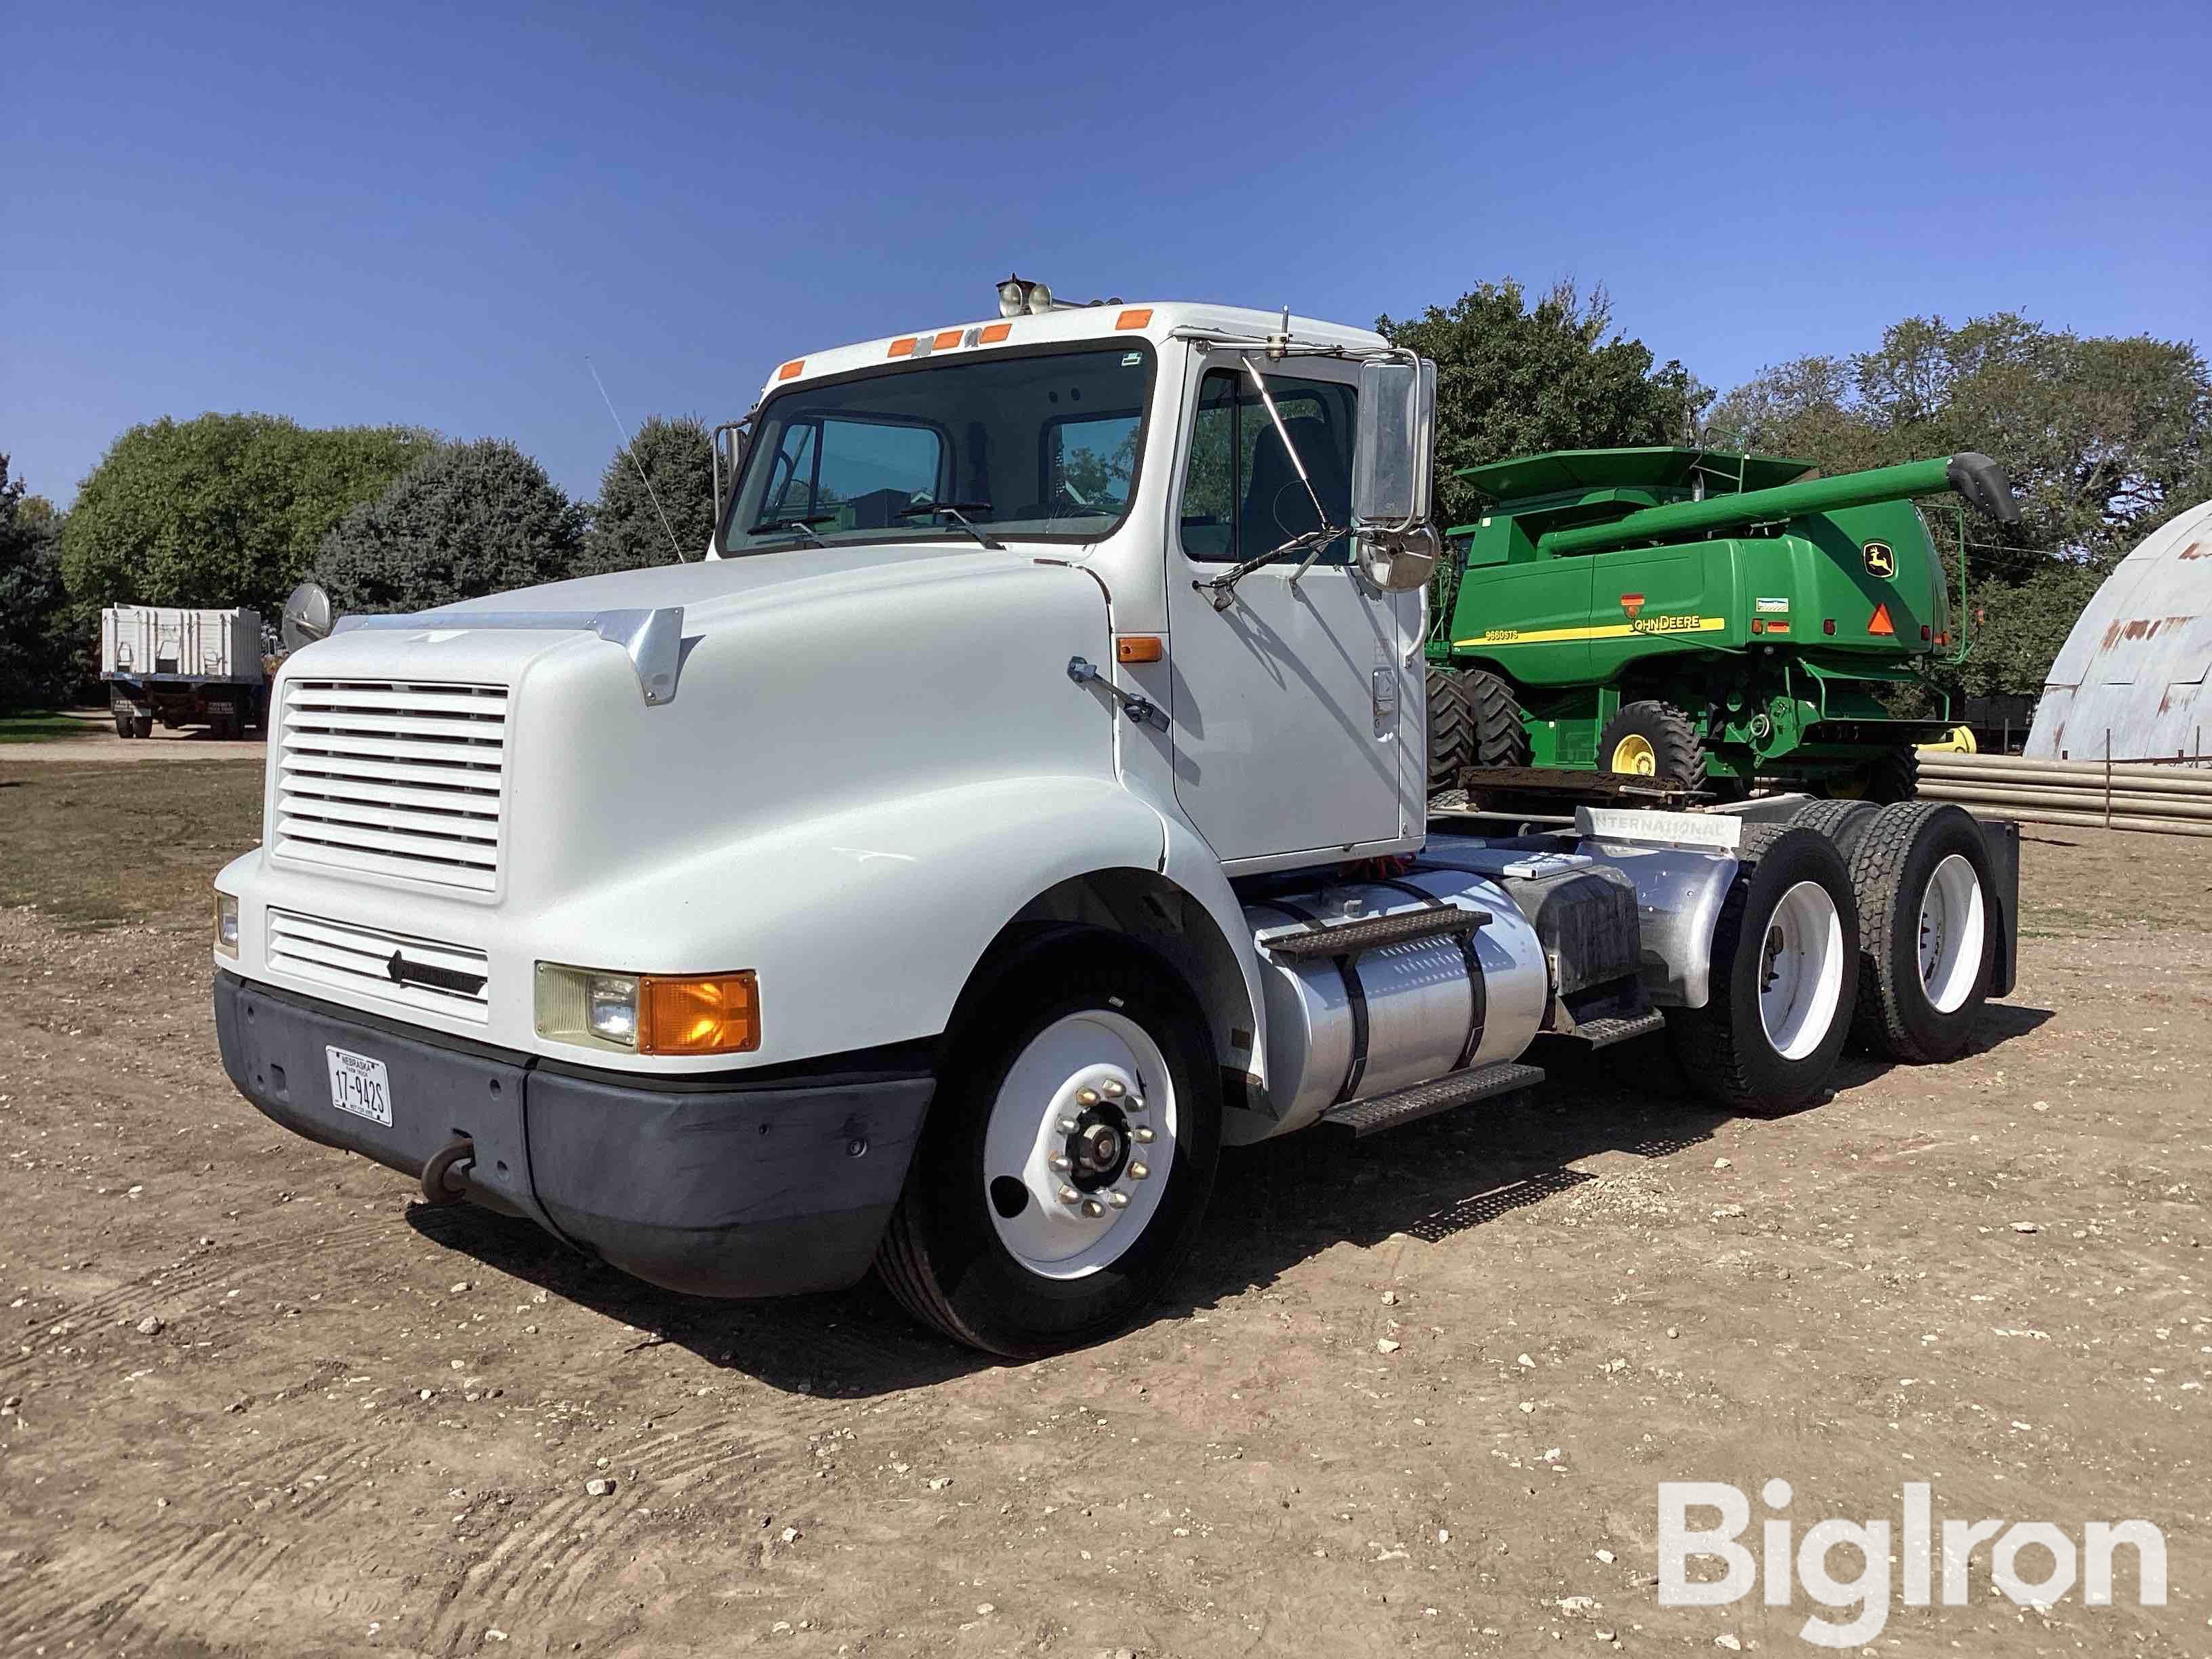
[102,605,264,682]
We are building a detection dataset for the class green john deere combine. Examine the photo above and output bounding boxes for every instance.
[1424,447,2020,802]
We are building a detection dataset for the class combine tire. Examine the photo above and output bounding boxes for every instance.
[1858,745,1919,804]
[1788,798,1881,861]
[1845,802,1995,1064]
[1463,669,1531,769]
[1426,668,1473,794]
[1666,825,1858,1116]
[876,929,1221,1357]
[1598,701,1707,792]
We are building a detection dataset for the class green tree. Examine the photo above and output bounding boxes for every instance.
[1705,314,2212,698]
[315,438,588,614]
[1376,280,1711,529]
[0,457,83,710]
[60,415,436,617]
[581,415,716,575]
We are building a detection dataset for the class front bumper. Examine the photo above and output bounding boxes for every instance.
[214,970,933,1298]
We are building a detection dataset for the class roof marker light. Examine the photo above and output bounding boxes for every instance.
[888,337,918,358]
[979,321,1012,344]
[931,329,963,350]
[777,360,805,380]
[1115,308,1153,331]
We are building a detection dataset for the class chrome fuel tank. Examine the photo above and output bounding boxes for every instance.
[1242,868,1549,1134]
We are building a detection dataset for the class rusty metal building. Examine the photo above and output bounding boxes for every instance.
[2026,498,2212,762]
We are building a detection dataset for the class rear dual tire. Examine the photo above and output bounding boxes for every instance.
[1667,825,1859,1116]
[1843,802,1994,1064]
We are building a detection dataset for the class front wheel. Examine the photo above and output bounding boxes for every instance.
[876,931,1221,1357]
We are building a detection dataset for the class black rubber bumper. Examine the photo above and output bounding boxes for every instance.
[213,971,933,1298]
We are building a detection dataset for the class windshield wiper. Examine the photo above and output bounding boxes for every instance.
[1191,524,1344,611]
[746,517,832,547]
[896,503,1004,551]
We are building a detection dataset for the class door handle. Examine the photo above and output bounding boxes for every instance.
[1371,667,1398,738]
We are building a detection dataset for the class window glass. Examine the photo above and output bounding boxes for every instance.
[1177,369,1357,566]
[1050,414,1141,515]
[724,343,1156,552]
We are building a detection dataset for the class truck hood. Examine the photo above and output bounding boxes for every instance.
[429,539,1048,634]
[270,533,1120,912]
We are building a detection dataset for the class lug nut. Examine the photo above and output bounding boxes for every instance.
[1057,1116,1080,1134]
[1056,1183,1080,1206]
[1076,1088,1099,1106]
[1048,1153,1073,1172]
[1081,1199,1105,1218]
[1126,1161,1149,1181]
[1107,1191,1130,1210]
[1101,1080,1125,1099]
[1124,1095,1145,1113]
[1133,1126,1155,1144]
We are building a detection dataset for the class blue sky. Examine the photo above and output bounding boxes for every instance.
[9,0,2208,508]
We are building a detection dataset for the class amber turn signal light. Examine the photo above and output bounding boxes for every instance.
[640,972,760,1057]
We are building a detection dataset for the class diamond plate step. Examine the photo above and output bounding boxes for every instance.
[1319,1060,1547,1138]
[1560,1008,1668,1048]
[1261,905,1490,960]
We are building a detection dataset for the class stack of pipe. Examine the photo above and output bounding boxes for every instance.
[1917,750,2212,838]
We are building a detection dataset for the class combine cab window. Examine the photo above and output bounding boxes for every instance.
[1178,369,1356,567]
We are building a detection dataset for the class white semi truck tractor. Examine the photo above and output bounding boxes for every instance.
[212,287,2019,1356]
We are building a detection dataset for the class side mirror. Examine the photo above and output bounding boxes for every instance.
[1352,353,1438,591]
[710,419,751,554]
[1352,354,1436,529]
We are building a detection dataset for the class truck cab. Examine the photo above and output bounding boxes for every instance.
[214,291,2016,1355]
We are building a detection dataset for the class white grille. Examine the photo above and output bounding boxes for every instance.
[276,678,509,891]
[266,909,492,1024]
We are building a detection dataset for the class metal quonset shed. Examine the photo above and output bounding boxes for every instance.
[2026,498,2212,762]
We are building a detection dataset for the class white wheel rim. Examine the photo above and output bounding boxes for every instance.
[1756,880,1845,1061]
[982,1009,1177,1280]
[1917,853,1985,1014]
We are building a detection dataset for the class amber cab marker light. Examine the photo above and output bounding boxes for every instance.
[931,329,963,350]
[639,972,760,1057]
[887,337,918,358]
[1115,308,1153,331]
[777,359,805,381]
[979,321,1013,344]
[1115,635,1164,664]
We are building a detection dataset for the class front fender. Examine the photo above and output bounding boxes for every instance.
[527,777,1169,1068]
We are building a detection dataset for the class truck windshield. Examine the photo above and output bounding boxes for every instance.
[722,341,1155,553]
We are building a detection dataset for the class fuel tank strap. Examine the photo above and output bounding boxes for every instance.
[1373,878,1488,1069]
[1261,897,1370,1105]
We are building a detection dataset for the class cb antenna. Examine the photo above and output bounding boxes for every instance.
[587,356,687,564]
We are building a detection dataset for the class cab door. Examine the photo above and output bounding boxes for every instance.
[1163,359,1418,864]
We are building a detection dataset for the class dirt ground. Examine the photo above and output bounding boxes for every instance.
[1,756,2207,1658]
[0,710,268,765]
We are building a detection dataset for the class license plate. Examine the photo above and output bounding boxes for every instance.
[325,1046,394,1126]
